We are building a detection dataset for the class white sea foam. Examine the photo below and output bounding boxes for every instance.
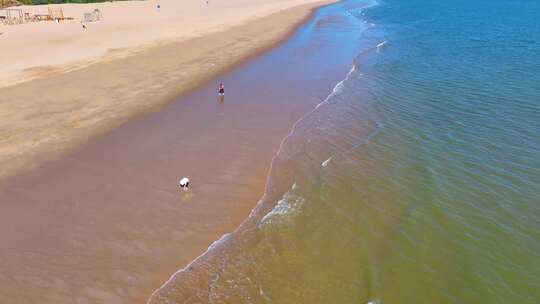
[260,192,305,225]
[146,232,233,303]
[314,64,358,111]
[376,40,388,52]
[208,233,231,250]
[322,155,334,167]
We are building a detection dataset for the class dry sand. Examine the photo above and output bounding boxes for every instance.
[1,0,325,86]
[0,0,333,183]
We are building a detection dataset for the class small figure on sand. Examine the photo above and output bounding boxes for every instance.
[218,83,225,103]
[218,83,225,96]
[156,4,161,12]
[81,21,87,30]
[179,177,190,191]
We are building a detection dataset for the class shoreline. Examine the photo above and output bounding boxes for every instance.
[0,0,335,184]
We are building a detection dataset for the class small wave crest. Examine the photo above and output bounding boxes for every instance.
[260,191,305,226]
[376,40,388,52]
[315,64,359,110]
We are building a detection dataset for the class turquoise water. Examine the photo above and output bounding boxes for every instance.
[150,0,540,303]
[356,1,540,301]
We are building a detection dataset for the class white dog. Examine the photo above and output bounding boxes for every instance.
[179,177,190,191]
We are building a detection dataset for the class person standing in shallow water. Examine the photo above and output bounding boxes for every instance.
[218,83,225,103]
[218,83,225,96]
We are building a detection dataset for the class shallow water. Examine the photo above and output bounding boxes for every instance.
[150,0,540,303]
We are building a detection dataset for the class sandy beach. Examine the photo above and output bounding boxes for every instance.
[0,0,333,183]
[0,1,336,303]
[4,0,538,303]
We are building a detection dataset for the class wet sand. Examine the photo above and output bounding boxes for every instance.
[0,2,349,303]
[0,58,344,302]
[0,62,307,303]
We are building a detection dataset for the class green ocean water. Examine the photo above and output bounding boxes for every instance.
[149,0,540,303]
